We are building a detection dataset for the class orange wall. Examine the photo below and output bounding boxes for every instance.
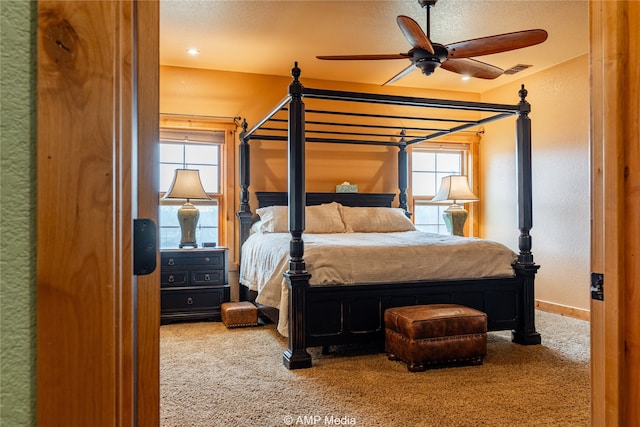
[480,55,590,314]
[160,65,480,208]
[160,61,590,315]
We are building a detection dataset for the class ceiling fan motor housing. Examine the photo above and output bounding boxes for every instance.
[415,45,448,76]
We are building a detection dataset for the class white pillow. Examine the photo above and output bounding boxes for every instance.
[254,205,288,233]
[306,202,346,233]
[253,202,345,233]
[340,206,415,232]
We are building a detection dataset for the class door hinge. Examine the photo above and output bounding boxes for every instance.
[591,272,604,301]
[134,218,157,275]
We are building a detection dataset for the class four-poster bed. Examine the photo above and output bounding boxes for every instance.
[237,64,540,369]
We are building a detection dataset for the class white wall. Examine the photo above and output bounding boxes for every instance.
[480,55,591,314]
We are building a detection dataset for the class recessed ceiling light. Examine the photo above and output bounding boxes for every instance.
[186,48,200,56]
[461,76,471,81]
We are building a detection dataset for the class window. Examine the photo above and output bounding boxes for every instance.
[412,149,465,235]
[159,129,223,249]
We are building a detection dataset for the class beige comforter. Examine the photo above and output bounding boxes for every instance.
[239,231,516,336]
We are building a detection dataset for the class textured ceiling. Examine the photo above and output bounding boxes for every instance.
[160,0,588,93]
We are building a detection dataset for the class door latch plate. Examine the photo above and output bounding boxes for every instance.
[134,218,157,275]
[591,272,604,301]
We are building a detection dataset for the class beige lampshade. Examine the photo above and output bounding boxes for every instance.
[163,169,210,201]
[431,175,479,204]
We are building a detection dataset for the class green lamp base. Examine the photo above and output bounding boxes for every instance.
[442,204,468,237]
[177,202,199,248]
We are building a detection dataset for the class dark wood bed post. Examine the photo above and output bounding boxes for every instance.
[237,119,253,246]
[236,119,254,301]
[283,63,312,369]
[512,85,541,345]
[397,140,411,217]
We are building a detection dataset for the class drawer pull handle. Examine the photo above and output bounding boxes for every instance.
[187,297,193,305]
[204,257,210,262]
[168,258,175,266]
[168,275,175,283]
[204,274,211,281]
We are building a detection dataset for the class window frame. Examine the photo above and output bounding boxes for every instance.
[409,138,479,236]
[158,115,236,250]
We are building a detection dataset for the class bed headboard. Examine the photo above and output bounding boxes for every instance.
[237,192,396,251]
[256,192,395,208]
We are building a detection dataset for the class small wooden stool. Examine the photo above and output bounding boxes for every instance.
[221,301,259,328]
[385,304,487,372]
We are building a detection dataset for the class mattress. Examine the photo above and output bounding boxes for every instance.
[239,230,516,336]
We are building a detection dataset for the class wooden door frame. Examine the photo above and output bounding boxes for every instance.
[590,1,640,425]
[136,1,161,425]
[36,1,159,425]
[36,0,640,425]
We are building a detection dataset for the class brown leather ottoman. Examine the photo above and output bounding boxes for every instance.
[221,301,259,328]
[384,304,487,372]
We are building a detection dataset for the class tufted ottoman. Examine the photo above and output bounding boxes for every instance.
[221,301,259,328]
[384,304,487,372]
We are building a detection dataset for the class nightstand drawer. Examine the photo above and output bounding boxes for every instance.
[162,288,226,312]
[160,248,229,323]
[161,251,224,268]
[191,270,225,286]
[160,270,188,287]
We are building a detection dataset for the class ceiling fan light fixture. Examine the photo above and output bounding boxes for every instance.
[414,44,447,76]
[416,58,441,76]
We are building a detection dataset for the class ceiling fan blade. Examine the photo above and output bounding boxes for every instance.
[316,54,410,61]
[441,58,504,79]
[396,15,434,54]
[446,29,548,59]
[382,63,417,86]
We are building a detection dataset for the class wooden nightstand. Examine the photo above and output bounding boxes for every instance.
[160,247,230,323]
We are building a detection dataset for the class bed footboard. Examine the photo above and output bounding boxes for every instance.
[241,272,539,357]
[302,276,535,349]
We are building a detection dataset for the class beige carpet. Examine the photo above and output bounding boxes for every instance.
[160,310,589,427]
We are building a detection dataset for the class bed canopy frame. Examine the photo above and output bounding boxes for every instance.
[237,63,539,369]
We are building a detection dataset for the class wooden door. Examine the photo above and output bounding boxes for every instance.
[590,1,640,425]
[37,1,159,425]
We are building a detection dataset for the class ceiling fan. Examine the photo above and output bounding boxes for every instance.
[316,0,548,85]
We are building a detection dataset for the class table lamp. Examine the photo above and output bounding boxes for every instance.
[431,175,479,236]
[162,169,210,248]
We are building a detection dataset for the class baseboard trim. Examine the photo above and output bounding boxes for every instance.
[536,300,590,322]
